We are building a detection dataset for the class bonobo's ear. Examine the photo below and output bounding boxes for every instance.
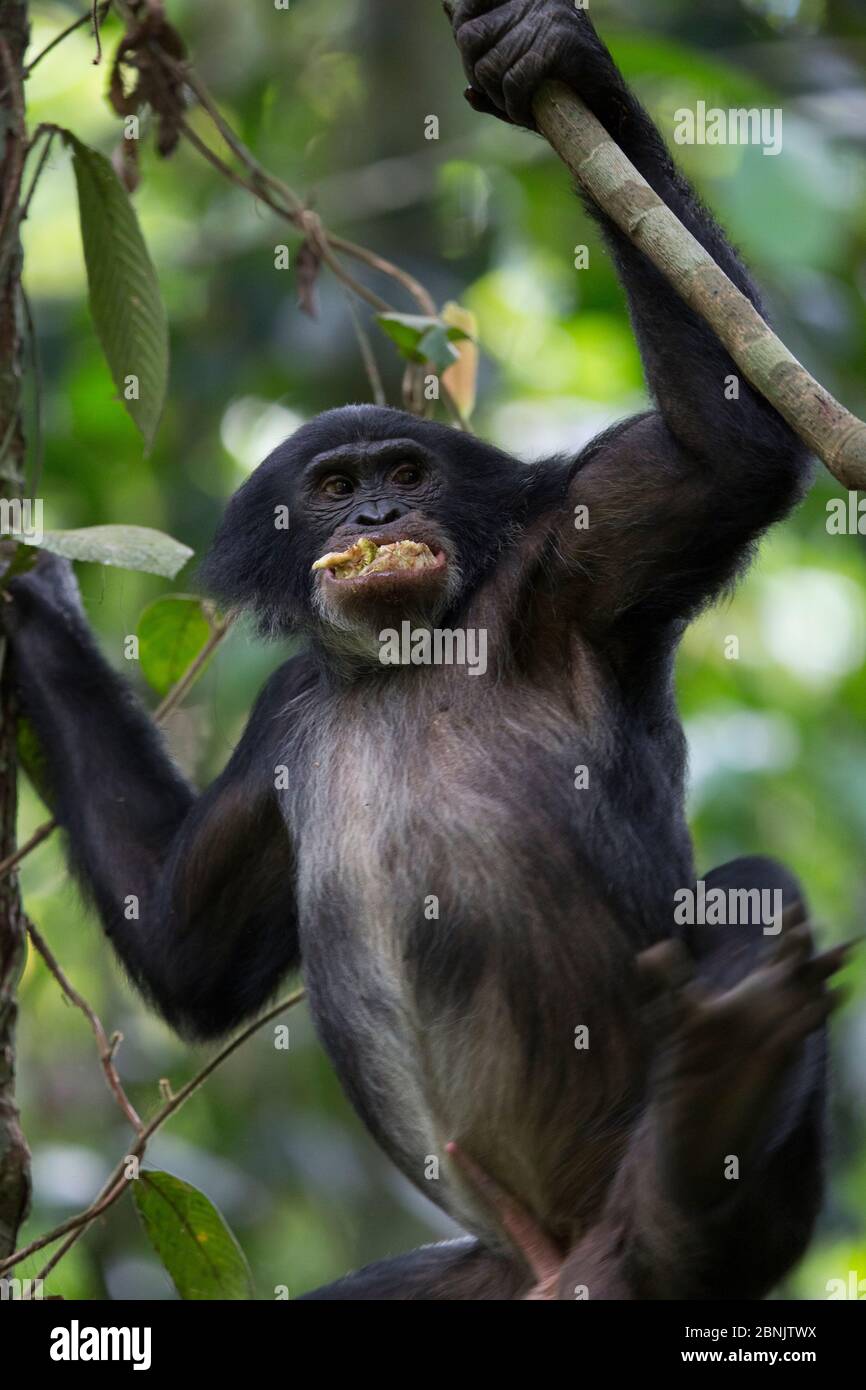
[198,466,307,637]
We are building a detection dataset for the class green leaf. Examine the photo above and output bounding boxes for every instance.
[138,595,211,696]
[418,324,461,372]
[376,312,470,365]
[133,1171,255,1301]
[67,134,169,451]
[18,525,193,579]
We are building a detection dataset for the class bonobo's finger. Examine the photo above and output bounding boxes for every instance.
[446,0,501,21]
[766,901,809,956]
[776,988,846,1055]
[463,85,515,123]
[780,898,807,928]
[500,49,551,128]
[802,938,860,984]
[636,940,707,1044]
[635,939,694,999]
[772,918,813,965]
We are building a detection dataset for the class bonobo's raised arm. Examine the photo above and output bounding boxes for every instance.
[451,1,813,630]
[5,555,300,1039]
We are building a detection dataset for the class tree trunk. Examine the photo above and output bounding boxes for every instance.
[0,0,31,1260]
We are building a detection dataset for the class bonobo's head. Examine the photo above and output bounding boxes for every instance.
[201,405,530,656]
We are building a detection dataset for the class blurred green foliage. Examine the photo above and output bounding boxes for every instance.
[12,0,866,1299]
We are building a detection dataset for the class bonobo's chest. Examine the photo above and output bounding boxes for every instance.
[286,650,688,955]
[283,654,691,1240]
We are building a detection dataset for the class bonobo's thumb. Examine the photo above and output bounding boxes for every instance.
[463,85,516,124]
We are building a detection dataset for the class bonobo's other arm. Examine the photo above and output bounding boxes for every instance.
[451,1,813,629]
[4,555,300,1038]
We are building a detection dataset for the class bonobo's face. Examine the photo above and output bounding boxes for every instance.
[305,436,458,637]
[201,405,530,652]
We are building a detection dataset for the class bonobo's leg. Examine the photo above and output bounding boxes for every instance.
[555,858,844,1300]
[307,859,841,1303]
[300,1237,528,1301]
[671,856,830,1298]
[688,857,827,1158]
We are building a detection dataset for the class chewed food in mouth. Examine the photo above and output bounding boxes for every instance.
[312,537,440,579]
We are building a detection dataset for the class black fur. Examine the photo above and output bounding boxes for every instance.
[5,1,825,1298]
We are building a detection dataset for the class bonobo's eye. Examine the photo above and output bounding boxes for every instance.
[321,475,355,499]
[391,463,422,487]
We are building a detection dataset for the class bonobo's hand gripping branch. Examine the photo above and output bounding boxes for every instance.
[443,0,866,488]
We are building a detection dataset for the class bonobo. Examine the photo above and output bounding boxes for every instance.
[5,0,847,1300]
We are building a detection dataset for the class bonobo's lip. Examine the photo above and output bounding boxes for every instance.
[312,536,447,587]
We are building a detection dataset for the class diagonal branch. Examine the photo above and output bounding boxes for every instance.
[530,80,866,487]
[0,982,306,1279]
[24,914,142,1131]
[440,1,866,485]
[23,1,111,75]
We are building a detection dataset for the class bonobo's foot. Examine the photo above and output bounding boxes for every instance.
[450,907,853,1300]
[638,902,851,1212]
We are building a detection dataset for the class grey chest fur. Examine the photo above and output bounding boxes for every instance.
[284,675,644,1243]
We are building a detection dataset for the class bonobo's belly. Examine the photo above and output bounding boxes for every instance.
[292,685,690,1247]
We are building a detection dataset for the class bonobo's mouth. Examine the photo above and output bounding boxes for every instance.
[312,537,446,584]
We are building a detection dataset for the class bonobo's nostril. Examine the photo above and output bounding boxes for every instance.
[349,501,408,528]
